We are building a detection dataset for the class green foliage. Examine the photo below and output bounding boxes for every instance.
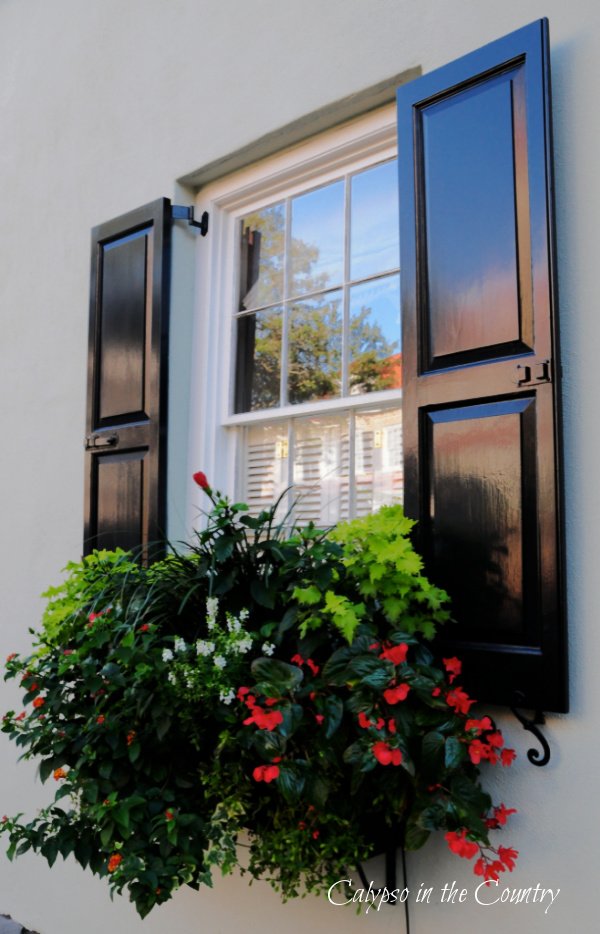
[0,487,517,917]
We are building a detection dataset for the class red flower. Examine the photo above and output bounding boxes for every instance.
[244,706,283,731]
[237,686,251,699]
[96,715,106,725]
[474,856,500,882]
[29,683,39,692]
[493,803,517,826]
[312,830,320,839]
[358,712,372,729]
[107,853,123,873]
[379,643,408,665]
[501,747,517,767]
[88,609,109,624]
[383,684,410,705]
[468,739,488,765]
[32,697,45,709]
[126,731,137,746]
[53,768,67,781]
[497,846,519,871]
[139,624,150,633]
[314,714,324,725]
[5,654,17,663]
[465,716,493,734]
[388,719,397,734]
[165,810,175,821]
[431,687,442,697]
[487,731,504,748]
[290,653,304,667]
[442,656,462,683]
[264,697,279,707]
[306,658,319,676]
[192,471,210,490]
[253,764,280,783]
[298,821,306,830]
[446,687,475,715]
[63,650,74,656]
[372,741,402,766]
[445,829,479,860]
[15,712,26,722]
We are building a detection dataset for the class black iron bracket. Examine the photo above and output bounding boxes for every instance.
[171,205,209,236]
[510,692,551,766]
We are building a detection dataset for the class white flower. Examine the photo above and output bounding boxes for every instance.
[261,642,275,657]
[219,689,236,705]
[196,639,215,657]
[206,596,219,630]
[213,655,227,670]
[162,648,174,662]
[239,608,249,622]
[226,615,242,634]
[234,636,253,655]
[174,637,187,654]
[167,671,177,685]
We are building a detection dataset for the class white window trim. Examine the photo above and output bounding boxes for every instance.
[187,104,398,532]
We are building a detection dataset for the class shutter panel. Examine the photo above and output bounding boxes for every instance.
[84,198,171,557]
[397,19,567,711]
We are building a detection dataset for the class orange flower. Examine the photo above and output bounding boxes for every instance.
[126,731,136,746]
[165,809,175,821]
[107,853,122,873]
[5,654,17,663]
[32,697,45,709]
[53,768,67,781]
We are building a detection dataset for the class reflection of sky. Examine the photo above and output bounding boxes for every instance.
[291,181,344,291]
[350,274,401,349]
[351,160,399,280]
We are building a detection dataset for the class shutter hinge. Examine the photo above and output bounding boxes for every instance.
[171,205,209,236]
[515,358,552,387]
[84,433,118,450]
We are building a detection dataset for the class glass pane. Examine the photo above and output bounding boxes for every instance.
[239,204,285,311]
[288,292,342,404]
[245,424,289,517]
[349,274,401,394]
[350,160,399,280]
[290,180,344,296]
[293,414,350,526]
[355,408,403,515]
[235,309,282,412]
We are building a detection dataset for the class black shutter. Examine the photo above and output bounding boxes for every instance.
[84,198,171,557]
[397,19,567,711]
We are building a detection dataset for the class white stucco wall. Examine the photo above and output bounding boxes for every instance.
[0,1,598,931]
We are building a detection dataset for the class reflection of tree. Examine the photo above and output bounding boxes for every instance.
[350,307,398,394]
[237,206,399,411]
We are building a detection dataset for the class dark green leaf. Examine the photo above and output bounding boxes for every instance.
[250,580,275,609]
[322,695,344,739]
[444,736,465,770]
[251,658,303,693]
[277,763,305,803]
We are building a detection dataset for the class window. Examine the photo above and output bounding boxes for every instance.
[192,106,402,526]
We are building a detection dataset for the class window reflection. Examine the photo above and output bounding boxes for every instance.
[235,308,282,412]
[349,275,401,394]
[351,161,399,280]
[239,204,285,311]
[290,181,344,296]
[288,293,342,404]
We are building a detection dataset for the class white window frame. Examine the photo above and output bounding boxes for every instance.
[187,104,398,531]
